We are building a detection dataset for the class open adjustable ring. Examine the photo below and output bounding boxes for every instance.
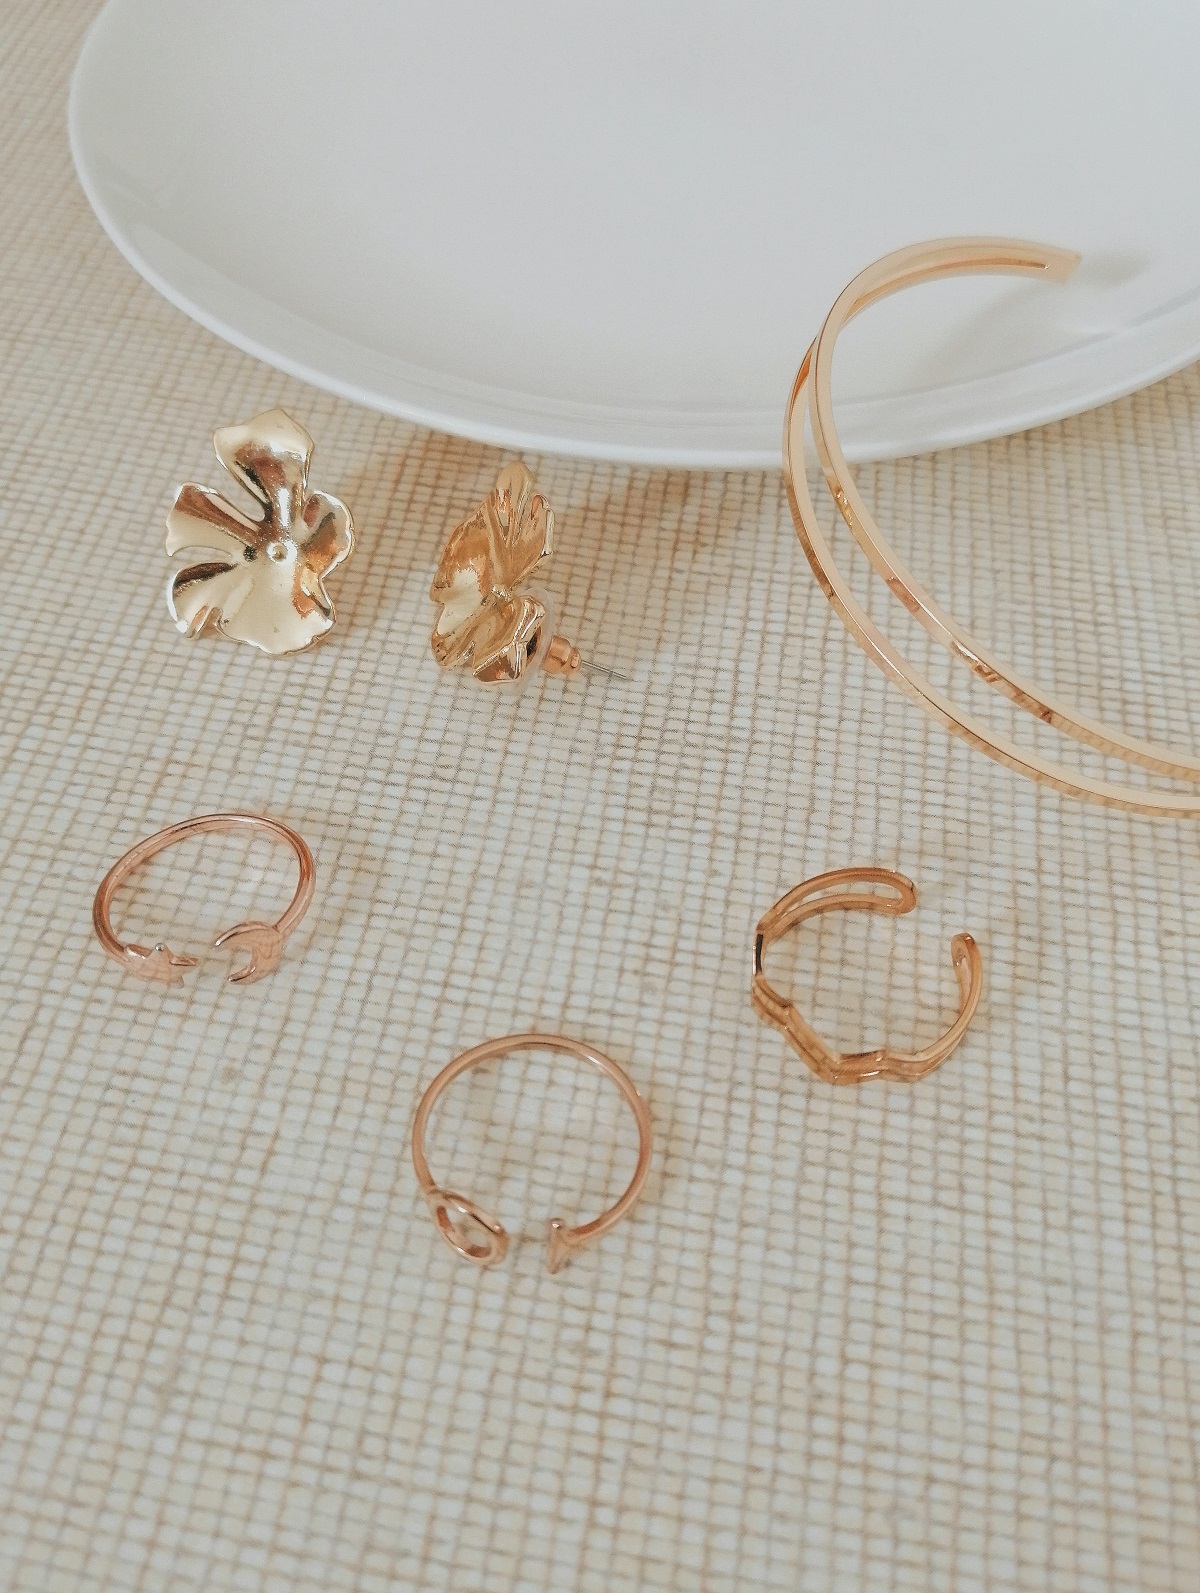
[411,1032,653,1274]
[752,867,983,1083]
[784,235,1200,816]
[92,812,315,985]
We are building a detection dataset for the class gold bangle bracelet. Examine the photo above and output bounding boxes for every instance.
[784,236,1200,816]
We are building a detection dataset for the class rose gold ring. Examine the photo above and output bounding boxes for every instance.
[411,1032,653,1274]
[752,867,983,1083]
[784,235,1200,815]
[92,812,315,985]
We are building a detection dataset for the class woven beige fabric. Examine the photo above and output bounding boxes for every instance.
[3,6,1200,1590]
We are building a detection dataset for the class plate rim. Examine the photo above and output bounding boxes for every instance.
[67,0,1200,468]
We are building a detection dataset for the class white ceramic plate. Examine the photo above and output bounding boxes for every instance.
[70,0,1200,466]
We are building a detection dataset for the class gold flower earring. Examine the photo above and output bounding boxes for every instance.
[429,461,622,687]
[165,407,354,656]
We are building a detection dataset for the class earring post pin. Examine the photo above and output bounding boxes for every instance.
[581,659,627,682]
[542,634,626,682]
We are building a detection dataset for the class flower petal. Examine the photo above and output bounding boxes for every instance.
[467,594,548,684]
[295,562,334,621]
[489,461,554,590]
[213,407,313,531]
[219,555,335,653]
[430,590,492,669]
[168,558,254,639]
[296,490,353,577]
[431,499,492,609]
[165,484,262,559]
[168,550,334,655]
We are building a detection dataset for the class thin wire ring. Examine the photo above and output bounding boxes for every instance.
[784,235,1200,815]
[411,1032,653,1274]
[752,866,983,1083]
[92,812,315,985]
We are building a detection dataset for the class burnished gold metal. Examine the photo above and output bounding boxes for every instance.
[430,462,621,685]
[784,237,1200,815]
[166,407,354,655]
[752,867,982,1083]
[411,1032,653,1273]
[542,635,583,676]
[92,812,315,985]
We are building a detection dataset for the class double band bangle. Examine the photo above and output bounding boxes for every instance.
[784,236,1200,815]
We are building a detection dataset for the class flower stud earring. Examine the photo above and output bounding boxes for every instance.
[429,461,621,686]
[165,407,354,656]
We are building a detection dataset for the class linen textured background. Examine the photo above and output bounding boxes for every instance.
[1,5,1199,1590]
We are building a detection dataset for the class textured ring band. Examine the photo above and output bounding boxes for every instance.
[784,235,1200,815]
[752,867,983,1083]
